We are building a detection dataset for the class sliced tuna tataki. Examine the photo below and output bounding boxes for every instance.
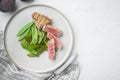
[47,32,63,49]
[48,39,55,60]
[42,25,62,37]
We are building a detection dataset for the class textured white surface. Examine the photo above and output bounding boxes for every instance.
[0,0,120,80]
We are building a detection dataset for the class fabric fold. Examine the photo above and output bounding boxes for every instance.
[0,31,80,80]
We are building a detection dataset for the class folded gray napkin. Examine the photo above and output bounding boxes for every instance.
[0,31,80,80]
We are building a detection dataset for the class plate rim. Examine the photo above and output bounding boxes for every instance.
[4,4,74,73]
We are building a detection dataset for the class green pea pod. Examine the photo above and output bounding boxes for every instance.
[24,29,32,43]
[27,45,47,57]
[29,44,40,50]
[18,28,30,41]
[38,30,45,44]
[41,32,49,45]
[17,21,34,36]
[36,44,47,54]
[31,25,38,44]
[27,53,38,57]
[21,39,37,55]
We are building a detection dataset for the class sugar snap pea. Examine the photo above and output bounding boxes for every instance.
[17,21,34,36]
[31,25,38,44]
[29,44,40,50]
[21,39,37,55]
[18,28,30,41]
[38,30,45,44]
[27,53,38,57]
[17,21,51,58]
[27,45,47,57]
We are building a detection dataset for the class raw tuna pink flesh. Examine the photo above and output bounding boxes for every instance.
[48,39,55,59]
[47,32,62,49]
[42,25,62,37]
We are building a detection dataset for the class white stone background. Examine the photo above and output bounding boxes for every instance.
[0,0,120,80]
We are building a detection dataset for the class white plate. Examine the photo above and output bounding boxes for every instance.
[4,5,73,73]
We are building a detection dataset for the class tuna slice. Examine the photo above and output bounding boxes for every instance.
[48,39,55,60]
[32,12,52,29]
[42,25,62,37]
[47,32,63,49]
